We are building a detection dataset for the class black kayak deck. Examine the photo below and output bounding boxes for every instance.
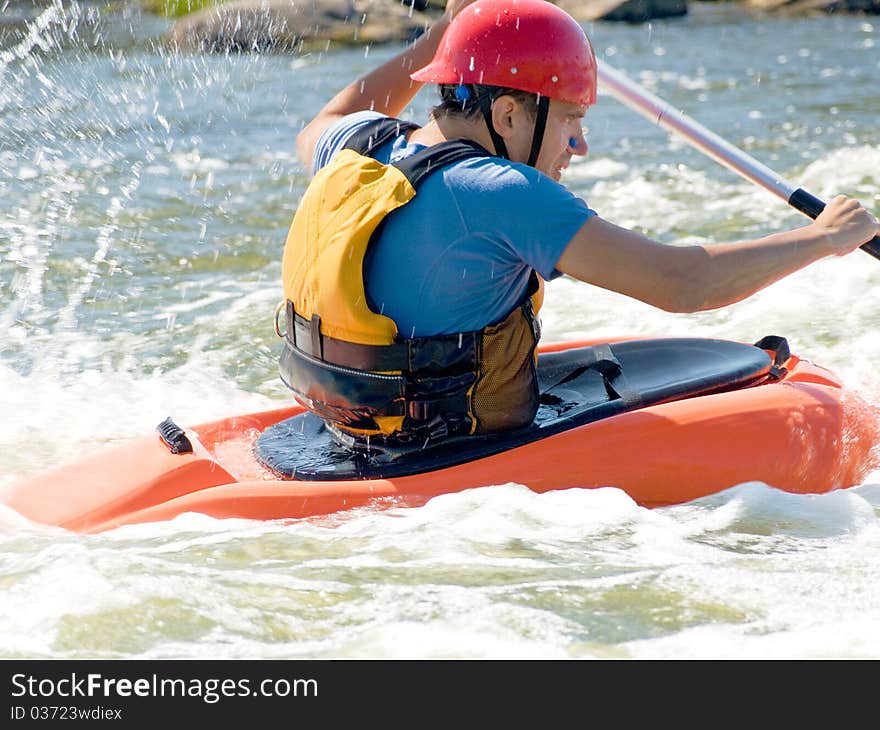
[255,337,777,481]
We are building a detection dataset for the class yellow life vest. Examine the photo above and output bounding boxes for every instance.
[277,117,544,443]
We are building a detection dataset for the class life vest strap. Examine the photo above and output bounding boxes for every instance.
[393,138,493,187]
[342,116,493,188]
[343,118,421,156]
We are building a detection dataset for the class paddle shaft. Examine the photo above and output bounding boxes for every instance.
[597,60,880,260]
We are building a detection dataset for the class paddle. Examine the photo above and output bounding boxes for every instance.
[596,60,880,260]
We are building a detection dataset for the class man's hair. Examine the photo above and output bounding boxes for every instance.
[431,84,539,121]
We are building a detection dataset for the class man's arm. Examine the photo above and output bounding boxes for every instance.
[296,0,477,169]
[557,195,880,313]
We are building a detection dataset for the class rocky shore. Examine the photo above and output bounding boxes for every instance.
[155,0,879,53]
[1,1,877,55]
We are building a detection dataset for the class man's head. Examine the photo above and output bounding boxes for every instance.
[411,0,597,177]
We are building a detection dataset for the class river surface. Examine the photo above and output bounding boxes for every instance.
[1,1,880,659]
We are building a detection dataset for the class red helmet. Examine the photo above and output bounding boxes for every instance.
[411,0,597,107]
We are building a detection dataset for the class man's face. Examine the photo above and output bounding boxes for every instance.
[505,98,589,181]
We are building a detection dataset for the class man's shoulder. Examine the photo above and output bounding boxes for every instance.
[312,111,391,173]
[441,156,566,196]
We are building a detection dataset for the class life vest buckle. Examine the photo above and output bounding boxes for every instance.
[426,414,449,441]
[273,301,286,338]
[310,314,323,360]
[405,400,450,442]
[407,399,436,422]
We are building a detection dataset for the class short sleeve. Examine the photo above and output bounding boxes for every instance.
[450,159,596,281]
[311,111,387,174]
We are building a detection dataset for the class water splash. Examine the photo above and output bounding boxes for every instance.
[58,162,143,329]
[0,0,68,80]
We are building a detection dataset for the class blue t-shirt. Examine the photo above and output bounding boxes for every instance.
[311,111,596,337]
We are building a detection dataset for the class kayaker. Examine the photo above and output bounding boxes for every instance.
[278,0,880,449]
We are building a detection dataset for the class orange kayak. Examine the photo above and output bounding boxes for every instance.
[3,335,878,534]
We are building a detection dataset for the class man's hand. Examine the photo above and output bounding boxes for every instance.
[812,195,880,256]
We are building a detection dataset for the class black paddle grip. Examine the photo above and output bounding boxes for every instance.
[788,188,880,260]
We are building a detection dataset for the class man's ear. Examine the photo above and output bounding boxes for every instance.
[489,95,519,140]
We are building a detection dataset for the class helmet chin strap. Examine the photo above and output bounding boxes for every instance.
[526,95,550,167]
[477,93,509,159]
[478,93,551,168]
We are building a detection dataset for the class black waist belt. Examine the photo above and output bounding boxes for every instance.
[285,300,480,375]
[286,300,409,371]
